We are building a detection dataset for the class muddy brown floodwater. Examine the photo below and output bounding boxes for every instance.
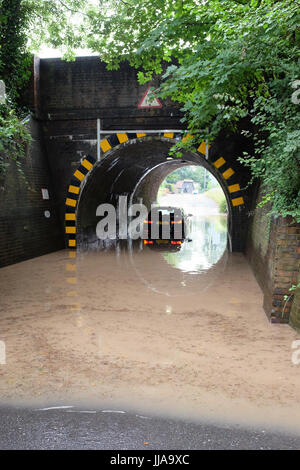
[0,213,300,435]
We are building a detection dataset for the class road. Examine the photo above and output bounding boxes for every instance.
[159,193,219,216]
[1,193,300,445]
[0,406,299,450]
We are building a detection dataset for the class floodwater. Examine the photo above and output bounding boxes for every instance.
[0,194,300,435]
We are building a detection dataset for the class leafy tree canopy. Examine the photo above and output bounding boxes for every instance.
[86,0,299,220]
[0,0,299,220]
[164,165,217,191]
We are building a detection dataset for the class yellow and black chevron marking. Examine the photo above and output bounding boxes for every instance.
[65,155,96,316]
[65,155,96,249]
[64,133,244,312]
[194,140,244,207]
[99,132,244,207]
[65,132,244,248]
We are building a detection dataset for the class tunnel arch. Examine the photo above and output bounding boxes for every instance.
[65,133,246,251]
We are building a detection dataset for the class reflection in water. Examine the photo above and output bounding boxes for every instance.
[163,215,227,273]
[1,231,300,434]
[129,214,228,298]
[1,195,300,435]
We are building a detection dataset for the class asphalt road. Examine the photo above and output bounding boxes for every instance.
[0,406,299,450]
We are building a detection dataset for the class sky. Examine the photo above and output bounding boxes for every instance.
[37,46,98,58]
[33,0,103,58]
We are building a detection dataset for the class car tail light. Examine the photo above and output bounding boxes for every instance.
[171,221,182,224]
[171,240,182,245]
[144,240,154,245]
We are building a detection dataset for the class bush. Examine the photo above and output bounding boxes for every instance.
[203,187,227,214]
[219,198,228,214]
[0,104,31,179]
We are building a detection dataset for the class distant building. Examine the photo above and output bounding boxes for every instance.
[176,179,196,194]
[174,180,184,192]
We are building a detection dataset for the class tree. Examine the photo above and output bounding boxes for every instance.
[0,0,96,176]
[165,166,217,192]
[0,0,299,220]
[83,0,299,221]
[0,0,96,102]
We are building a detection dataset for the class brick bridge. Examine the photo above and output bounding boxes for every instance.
[0,56,299,329]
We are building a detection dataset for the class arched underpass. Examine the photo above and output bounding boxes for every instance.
[63,132,299,325]
[74,137,245,251]
[1,56,300,432]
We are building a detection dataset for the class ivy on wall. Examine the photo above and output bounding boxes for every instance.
[0,105,31,179]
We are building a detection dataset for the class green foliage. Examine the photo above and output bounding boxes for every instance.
[26,0,92,59]
[84,0,299,221]
[283,283,300,301]
[164,165,218,192]
[203,187,228,214]
[0,0,33,177]
[0,0,97,97]
[0,0,32,104]
[0,104,31,178]
[219,198,228,214]
[0,1,98,176]
[1,0,299,222]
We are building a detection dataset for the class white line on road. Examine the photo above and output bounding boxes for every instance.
[101,410,126,414]
[37,406,74,411]
[66,410,97,414]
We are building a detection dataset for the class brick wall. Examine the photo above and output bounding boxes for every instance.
[290,274,300,332]
[38,57,183,124]
[1,56,299,329]
[247,185,300,324]
[270,218,300,322]
[0,117,63,267]
[36,57,185,230]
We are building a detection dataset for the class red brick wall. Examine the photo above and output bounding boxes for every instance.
[246,186,300,325]
[290,274,300,332]
[0,117,63,267]
[270,218,300,322]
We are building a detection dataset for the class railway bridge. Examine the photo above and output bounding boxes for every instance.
[0,56,299,329]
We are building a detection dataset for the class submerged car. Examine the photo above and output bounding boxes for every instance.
[143,206,192,250]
